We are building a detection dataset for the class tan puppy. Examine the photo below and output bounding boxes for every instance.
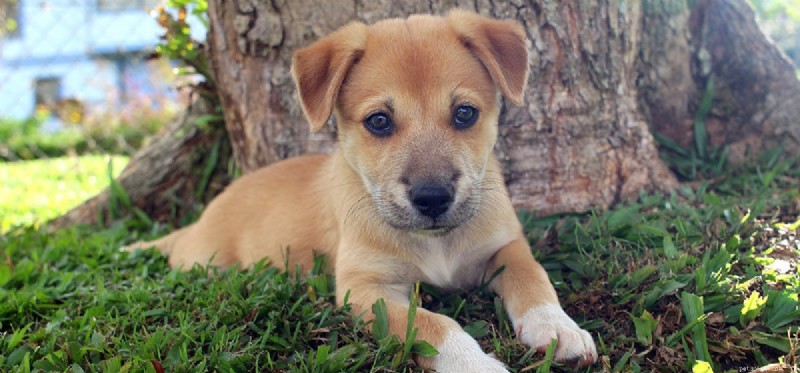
[128,10,597,372]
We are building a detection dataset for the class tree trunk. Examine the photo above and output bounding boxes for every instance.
[639,0,800,165]
[206,0,683,214]
[53,0,800,225]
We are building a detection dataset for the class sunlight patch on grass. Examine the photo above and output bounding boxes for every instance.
[0,155,128,231]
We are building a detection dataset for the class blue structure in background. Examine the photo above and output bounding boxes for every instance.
[0,0,206,120]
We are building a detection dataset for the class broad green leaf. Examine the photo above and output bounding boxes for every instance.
[612,349,633,373]
[763,290,800,331]
[751,331,793,353]
[371,298,389,340]
[739,291,767,326]
[681,292,712,364]
[663,236,678,259]
[631,265,657,284]
[463,320,489,339]
[632,310,658,345]
[314,345,330,368]
[412,340,439,358]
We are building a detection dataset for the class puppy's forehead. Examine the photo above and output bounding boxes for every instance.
[366,16,462,66]
[339,15,495,116]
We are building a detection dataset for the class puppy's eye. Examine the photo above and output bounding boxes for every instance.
[363,112,393,137]
[452,105,479,129]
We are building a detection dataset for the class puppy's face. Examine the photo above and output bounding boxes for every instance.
[292,11,529,233]
[335,18,499,232]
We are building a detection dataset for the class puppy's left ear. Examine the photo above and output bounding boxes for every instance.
[448,10,530,105]
[291,22,368,131]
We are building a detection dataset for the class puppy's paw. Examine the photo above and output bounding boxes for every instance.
[121,240,157,253]
[429,329,509,373]
[121,241,145,253]
[514,304,597,367]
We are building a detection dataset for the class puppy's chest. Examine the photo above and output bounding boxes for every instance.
[413,232,513,289]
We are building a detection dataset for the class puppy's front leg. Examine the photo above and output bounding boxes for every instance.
[488,236,598,367]
[336,266,508,373]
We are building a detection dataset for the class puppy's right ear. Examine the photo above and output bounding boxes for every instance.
[291,22,368,132]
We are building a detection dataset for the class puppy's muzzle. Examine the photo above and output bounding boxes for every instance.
[409,181,454,219]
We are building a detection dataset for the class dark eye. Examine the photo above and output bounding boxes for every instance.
[363,112,393,137]
[453,105,478,129]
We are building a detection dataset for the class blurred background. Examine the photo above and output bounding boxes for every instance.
[0,0,206,160]
[0,0,797,231]
[0,0,205,230]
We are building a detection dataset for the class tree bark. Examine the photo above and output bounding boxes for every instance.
[488,1,678,212]
[53,0,800,226]
[692,0,800,163]
[639,0,800,164]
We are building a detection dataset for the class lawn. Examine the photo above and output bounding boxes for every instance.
[0,156,128,232]
[0,155,798,372]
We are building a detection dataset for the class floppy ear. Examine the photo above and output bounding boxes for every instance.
[448,10,530,106]
[291,22,368,131]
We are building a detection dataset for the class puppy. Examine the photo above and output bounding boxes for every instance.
[127,10,597,372]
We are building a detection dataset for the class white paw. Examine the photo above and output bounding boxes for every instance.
[430,329,509,373]
[513,304,598,367]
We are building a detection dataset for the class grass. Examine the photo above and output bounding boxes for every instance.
[1,155,799,372]
[0,113,166,161]
[0,156,128,232]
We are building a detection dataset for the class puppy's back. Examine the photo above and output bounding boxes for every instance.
[129,154,339,271]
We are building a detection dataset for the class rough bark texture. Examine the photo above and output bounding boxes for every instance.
[695,0,800,163]
[490,1,677,212]
[639,0,800,164]
[637,0,697,147]
[50,96,230,228]
[206,0,678,215]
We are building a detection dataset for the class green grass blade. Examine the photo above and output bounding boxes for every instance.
[195,137,221,200]
[694,75,714,159]
[371,298,389,341]
[680,292,712,366]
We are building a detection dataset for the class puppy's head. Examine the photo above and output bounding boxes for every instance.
[292,10,529,233]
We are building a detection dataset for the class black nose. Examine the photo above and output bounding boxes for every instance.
[410,183,453,219]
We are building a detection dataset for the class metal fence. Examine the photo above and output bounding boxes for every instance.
[0,0,206,159]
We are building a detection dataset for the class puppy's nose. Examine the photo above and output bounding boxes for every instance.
[410,183,453,219]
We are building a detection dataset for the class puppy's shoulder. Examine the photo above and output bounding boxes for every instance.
[231,154,330,188]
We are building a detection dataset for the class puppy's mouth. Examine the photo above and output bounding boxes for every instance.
[370,189,479,234]
[415,225,456,236]
[360,175,481,234]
